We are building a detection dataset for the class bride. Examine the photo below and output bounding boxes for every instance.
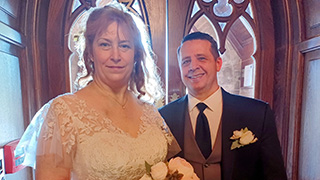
[17,3,179,180]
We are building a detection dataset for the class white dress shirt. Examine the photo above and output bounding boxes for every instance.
[188,87,223,148]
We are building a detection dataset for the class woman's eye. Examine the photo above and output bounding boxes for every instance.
[119,44,131,50]
[99,43,111,48]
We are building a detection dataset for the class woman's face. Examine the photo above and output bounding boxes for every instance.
[92,21,135,88]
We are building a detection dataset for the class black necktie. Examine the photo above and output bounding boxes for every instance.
[195,103,212,159]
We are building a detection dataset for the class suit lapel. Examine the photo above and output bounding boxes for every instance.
[171,95,188,157]
[221,88,240,180]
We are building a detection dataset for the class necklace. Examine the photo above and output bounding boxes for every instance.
[90,82,129,109]
[108,93,128,109]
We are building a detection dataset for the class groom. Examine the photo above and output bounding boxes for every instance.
[159,32,287,180]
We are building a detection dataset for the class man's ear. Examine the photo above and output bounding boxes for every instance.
[216,57,223,72]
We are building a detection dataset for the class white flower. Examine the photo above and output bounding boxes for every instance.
[230,127,258,150]
[139,174,152,180]
[239,131,258,145]
[142,158,199,180]
[150,161,168,180]
[168,157,199,179]
[230,130,243,140]
[191,173,200,180]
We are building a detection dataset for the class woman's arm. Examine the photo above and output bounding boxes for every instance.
[35,97,75,180]
[36,155,71,180]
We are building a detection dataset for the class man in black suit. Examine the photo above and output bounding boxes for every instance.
[159,32,287,180]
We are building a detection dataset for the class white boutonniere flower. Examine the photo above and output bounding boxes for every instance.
[230,127,258,150]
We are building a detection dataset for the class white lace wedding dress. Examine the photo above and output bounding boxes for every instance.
[17,94,177,180]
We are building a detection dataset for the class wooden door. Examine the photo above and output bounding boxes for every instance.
[286,0,320,179]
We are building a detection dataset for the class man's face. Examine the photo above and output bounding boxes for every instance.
[178,39,222,99]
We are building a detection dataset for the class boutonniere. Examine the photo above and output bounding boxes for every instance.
[230,127,258,150]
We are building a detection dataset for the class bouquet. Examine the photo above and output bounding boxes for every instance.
[140,157,199,180]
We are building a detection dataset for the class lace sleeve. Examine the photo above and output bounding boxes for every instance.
[15,102,51,169]
[36,97,77,169]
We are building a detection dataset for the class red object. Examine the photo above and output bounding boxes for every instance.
[4,139,25,174]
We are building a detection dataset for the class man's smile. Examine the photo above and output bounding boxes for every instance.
[187,72,205,79]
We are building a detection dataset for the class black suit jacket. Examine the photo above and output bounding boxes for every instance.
[159,89,287,180]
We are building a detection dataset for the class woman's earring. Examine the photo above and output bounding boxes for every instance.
[89,57,94,70]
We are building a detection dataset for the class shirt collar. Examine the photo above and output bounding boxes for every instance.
[188,87,222,112]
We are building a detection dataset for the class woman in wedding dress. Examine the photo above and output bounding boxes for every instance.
[17,3,179,180]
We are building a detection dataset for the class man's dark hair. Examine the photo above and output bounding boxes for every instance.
[177,31,220,59]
